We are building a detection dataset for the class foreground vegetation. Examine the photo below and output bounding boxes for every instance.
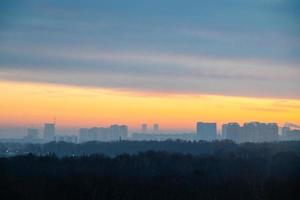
[1,140,300,157]
[0,141,299,200]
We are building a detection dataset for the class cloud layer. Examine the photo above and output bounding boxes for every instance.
[0,0,299,98]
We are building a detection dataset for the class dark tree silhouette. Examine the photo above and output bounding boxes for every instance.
[0,141,300,200]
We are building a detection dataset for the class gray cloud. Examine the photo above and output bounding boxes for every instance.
[0,0,299,98]
[0,48,299,98]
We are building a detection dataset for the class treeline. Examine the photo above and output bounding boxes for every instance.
[0,150,299,200]
[1,140,300,157]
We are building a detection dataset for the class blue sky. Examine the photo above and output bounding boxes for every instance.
[0,0,300,98]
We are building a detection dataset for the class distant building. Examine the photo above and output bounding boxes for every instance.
[79,128,89,142]
[43,123,55,141]
[142,124,148,133]
[97,127,110,141]
[196,122,217,141]
[222,123,241,143]
[282,127,300,141]
[222,122,279,143]
[242,122,278,142]
[153,124,159,133]
[79,124,128,143]
[89,127,102,141]
[79,127,104,142]
[110,124,128,140]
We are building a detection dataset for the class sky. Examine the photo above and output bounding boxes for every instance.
[0,0,300,136]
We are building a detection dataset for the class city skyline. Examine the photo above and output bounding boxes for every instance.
[3,120,299,144]
[5,120,300,136]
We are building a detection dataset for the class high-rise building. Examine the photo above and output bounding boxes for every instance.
[142,124,148,133]
[242,122,278,142]
[120,125,128,138]
[110,124,128,140]
[79,124,128,142]
[79,128,89,143]
[222,123,241,142]
[283,128,300,141]
[43,123,55,141]
[282,124,300,141]
[196,122,217,141]
[153,124,159,133]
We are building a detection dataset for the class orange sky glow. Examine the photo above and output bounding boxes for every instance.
[0,80,299,132]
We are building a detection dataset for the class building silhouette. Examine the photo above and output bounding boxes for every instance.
[222,122,278,142]
[110,124,128,140]
[222,123,241,143]
[43,123,55,141]
[282,126,300,141]
[79,124,128,142]
[142,124,148,133]
[153,124,159,133]
[196,122,217,141]
[243,122,278,142]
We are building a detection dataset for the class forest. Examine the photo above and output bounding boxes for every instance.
[1,140,300,157]
[0,141,299,199]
